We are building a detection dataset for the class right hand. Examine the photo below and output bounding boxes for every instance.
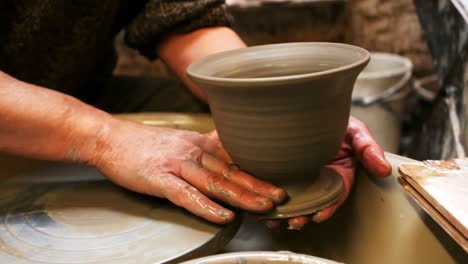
[87,118,287,224]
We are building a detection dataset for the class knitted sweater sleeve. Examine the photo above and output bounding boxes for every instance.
[124,0,232,60]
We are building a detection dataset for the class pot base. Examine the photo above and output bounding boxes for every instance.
[258,167,344,219]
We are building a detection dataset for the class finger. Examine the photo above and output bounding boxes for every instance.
[287,216,309,230]
[187,131,233,163]
[347,116,392,177]
[199,137,233,163]
[201,152,287,203]
[204,130,220,141]
[311,204,339,223]
[361,146,392,176]
[179,160,274,213]
[311,158,356,223]
[145,173,234,224]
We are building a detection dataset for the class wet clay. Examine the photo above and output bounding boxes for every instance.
[258,168,344,219]
[187,43,368,218]
[126,111,343,220]
[187,43,369,182]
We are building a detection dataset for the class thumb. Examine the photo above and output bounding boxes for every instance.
[312,159,356,223]
[205,130,220,141]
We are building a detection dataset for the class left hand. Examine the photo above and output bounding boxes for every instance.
[263,116,392,230]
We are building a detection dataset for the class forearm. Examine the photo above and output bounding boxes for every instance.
[0,71,111,164]
[157,27,246,101]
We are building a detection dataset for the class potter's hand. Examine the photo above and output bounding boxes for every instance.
[90,119,286,224]
[264,116,392,230]
[0,72,285,225]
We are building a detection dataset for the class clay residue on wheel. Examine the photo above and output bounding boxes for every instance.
[0,239,24,259]
[44,182,152,235]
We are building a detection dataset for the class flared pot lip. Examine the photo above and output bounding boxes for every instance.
[186,42,370,87]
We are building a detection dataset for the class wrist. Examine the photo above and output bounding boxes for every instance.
[158,27,247,101]
[0,72,118,164]
[63,103,115,166]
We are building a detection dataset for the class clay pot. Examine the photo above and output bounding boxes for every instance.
[187,43,369,183]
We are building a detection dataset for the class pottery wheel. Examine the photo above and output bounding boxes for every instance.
[0,164,239,264]
[261,168,344,219]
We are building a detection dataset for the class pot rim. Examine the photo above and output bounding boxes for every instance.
[186,42,370,87]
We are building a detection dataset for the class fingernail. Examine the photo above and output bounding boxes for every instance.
[312,211,325,223]
[256,197,273,209]
[272,189,288,203]
[287,217,307,230]
[366,147,392,176]
[371,147,389,164]
[217,210,234,220]
[375,150,387,163]
[256,198,267,206]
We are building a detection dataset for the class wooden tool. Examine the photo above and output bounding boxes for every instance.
[398,159,468,252]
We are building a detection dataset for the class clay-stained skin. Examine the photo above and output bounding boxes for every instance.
[200,152,287,203]
[183,183,233,221]
[89,120,286,225]
[179,160,274,213]
[263,116,392,228]
[346,116,392,177]
[195,199,231,220]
